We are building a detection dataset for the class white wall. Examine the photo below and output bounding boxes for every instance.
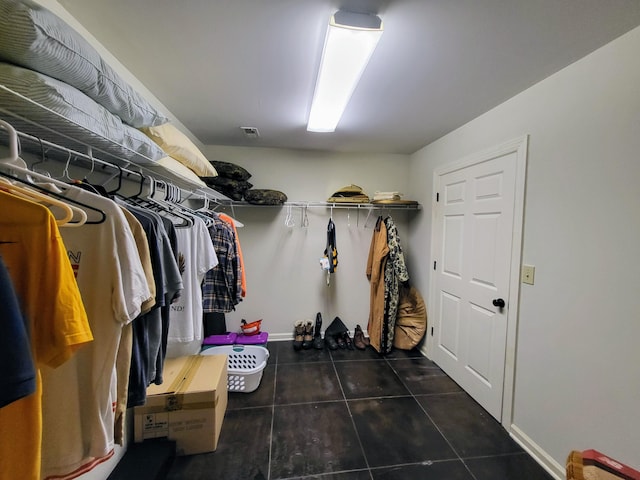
[408,26,640,475]
[201,145,413,339]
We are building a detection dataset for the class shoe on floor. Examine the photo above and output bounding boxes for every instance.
[325,333,338,350]
[353,325,368,350]
[302,319,314,349]
[293,320,304,351]
[312,312,324,350]
[343,331,354,350]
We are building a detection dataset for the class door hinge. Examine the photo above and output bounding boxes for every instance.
[436,192,439,202]
[433,261,437,270]
[431,326,434,336]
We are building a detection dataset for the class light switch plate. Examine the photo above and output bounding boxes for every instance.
[522,265,535,285]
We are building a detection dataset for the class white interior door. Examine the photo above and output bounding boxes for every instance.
[430,139,526,421]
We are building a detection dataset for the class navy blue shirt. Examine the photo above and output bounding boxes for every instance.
[0,255,36,407]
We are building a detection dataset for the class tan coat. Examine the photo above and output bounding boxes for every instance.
[393,284,427,350]
[366,219,389,353]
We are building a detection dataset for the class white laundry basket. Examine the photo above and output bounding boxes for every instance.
[200,345,269,393]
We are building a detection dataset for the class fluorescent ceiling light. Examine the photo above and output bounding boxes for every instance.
[307,11,383,133]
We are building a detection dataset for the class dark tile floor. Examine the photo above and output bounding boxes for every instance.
[166,342,554,480]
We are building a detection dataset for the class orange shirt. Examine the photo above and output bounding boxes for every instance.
[219,213,246,298]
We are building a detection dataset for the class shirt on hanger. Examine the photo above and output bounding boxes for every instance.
[0,190,92,480]
[123,204,182,406]
[114,207,156,445]
[203,214,241,313]
[168,215,218,344]
[0,255,35,408]
[40,187,151,480]
[219,212,245,298]
[121,207,157,314]
[156,215,183,384]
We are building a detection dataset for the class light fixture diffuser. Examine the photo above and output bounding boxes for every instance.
[307,10,383,133]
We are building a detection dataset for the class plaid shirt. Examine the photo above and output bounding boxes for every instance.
[202,214,241,312]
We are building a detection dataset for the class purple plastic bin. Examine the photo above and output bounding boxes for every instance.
[202,332,237,345]
[235,332,269,345]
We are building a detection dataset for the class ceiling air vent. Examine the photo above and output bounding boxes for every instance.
[240,126,260,139]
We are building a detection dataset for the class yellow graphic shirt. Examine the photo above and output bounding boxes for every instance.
[0,190,92,480]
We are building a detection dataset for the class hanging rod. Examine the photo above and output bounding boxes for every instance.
[16,129,134,173]
[2,121,231,204]
[219,200,420,210]
[0,86,153,166]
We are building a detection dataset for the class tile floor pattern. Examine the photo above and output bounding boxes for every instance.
[166,342,554,480]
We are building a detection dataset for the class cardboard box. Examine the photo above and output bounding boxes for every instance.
[134,354,228,455]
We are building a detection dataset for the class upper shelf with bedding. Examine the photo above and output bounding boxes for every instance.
[0,0,224,199]
[0,0,168,128]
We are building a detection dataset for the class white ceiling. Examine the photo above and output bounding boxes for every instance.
[58,0,640,155]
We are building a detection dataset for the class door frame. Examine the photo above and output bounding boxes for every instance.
[425,135,528,429]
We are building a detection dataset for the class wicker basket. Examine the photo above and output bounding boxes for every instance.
[200,345,269,393]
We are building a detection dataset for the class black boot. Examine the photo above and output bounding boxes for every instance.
[353,325,368,350]
[312,312,323,350]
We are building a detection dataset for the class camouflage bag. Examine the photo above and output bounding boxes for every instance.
[210,161,252,180]
[244,189,287,205]
[201,176,252,201]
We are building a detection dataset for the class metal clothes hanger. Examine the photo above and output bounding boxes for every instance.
[189,196,215,227]
[132,171,146,198]
[0,177,80,226]
[0,168,105,224]
[106,163,123,195]
[57,151,73,181]
[29,136,48,174]
[0,120,105,224]
[136,179,193,228]
[285,204,295,227]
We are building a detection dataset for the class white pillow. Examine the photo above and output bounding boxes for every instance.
[141,123,217,177]
[0,0,168,128]
[156,156,207,187]
[0,62,165,164]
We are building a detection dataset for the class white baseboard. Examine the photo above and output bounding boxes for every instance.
[509,424,565,480]
[268,332,294,342]
[265,329,367,343]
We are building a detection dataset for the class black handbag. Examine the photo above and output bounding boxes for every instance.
[325,316,348,337]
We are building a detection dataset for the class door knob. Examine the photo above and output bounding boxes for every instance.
[492,298,505,308]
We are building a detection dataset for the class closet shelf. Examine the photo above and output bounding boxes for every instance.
[0,114,230,204]
[0,86,154,167]
[216,200,421,210]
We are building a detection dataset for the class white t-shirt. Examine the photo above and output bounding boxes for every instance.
[168,216,218,343]
[41,187,151,480]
